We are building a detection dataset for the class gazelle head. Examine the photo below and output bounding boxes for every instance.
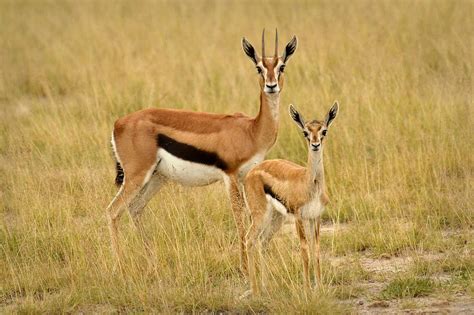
[242,29,297,95]
[289,102,339,152]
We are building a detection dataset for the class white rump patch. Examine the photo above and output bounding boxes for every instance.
[110,131,121,164]
[111,131,125,185]
[156,149,224,186]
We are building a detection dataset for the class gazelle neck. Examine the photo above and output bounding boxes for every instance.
[306,149,325,189]
[253,91,280,147]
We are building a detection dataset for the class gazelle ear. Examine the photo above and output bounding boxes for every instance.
[325,101,339,127]
[242,37,258,65]
[289,104,305,130]
[282,36,297,63]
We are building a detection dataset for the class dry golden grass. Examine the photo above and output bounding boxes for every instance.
[1,0,472,313]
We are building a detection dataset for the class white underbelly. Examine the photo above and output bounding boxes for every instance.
[300,198,325,219]
[157,149,224,186]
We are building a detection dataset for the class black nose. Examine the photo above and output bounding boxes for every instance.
[266,83,277,89]
[311,143,321,151]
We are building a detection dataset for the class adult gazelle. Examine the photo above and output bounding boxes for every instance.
[106,30,297,272]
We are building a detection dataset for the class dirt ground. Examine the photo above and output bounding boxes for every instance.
[282,219,473,314]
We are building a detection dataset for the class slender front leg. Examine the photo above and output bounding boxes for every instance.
[226,175,248,274]
[295,218,310,290]
[314,216,322,287]
[247,238,260,295]
[245,215,264,296]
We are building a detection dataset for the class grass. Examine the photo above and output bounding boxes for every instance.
[1,0,472,313]
[381,278,435,300]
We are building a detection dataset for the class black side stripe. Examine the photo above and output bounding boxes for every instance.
[263,184,292,213]
[157,134,228,170]
[115,161,124,187]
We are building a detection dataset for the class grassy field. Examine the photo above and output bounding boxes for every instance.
[1,0,472,313]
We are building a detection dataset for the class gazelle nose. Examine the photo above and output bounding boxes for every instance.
[266,83,277,89]
[311,143,321,151]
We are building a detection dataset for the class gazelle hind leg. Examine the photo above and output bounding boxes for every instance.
[106,177,145,263]
[259,208,285,291]
[295,218,311,290]
[128,174,167,253]
[128,173,166,228]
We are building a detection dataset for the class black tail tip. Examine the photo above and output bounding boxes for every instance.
[115,162,124,187]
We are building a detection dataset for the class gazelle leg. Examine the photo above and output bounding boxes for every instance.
[247,239,260,295]
[295,218,311,290]
[313,216,322,287]
[259,209,285,291]
[246,206,272,295]
[128,174,167,251]
[128,175,166,233]
[246,218,264,295]
[128,182,149,234]
[226,175,248,275]
[106,175,146,263]
[242,174,270,295]
[307,219,314,287]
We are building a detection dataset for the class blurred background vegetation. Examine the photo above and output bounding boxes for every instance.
[0,0,472,313]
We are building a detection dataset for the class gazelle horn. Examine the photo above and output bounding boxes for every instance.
[262,28,266,57]
[275,28,278,57]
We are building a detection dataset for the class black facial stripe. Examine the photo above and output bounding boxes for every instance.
[263,184,293,213]
[157,134,228,170]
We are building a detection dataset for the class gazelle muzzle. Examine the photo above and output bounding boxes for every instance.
[265,83,279,94]
[311,143,321,151]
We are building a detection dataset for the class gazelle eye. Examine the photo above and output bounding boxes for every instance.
[322,130,328,136]
[256,67,263,74]
[279,65,285,73]
[303,131,309,137]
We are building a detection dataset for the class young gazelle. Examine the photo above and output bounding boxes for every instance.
[244,101,339,294]
[106,30,297,271]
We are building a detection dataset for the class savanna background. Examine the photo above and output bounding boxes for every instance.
[1,0,472,313]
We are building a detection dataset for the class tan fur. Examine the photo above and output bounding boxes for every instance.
[243,102,338,295]
[113,99,279,178]
[106,32,298,273]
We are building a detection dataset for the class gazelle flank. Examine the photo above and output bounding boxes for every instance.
[106,30,298,272]
[243,101,339,295]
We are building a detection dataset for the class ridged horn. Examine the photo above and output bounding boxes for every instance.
[262,28,266,57]
[274,28,278,57]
